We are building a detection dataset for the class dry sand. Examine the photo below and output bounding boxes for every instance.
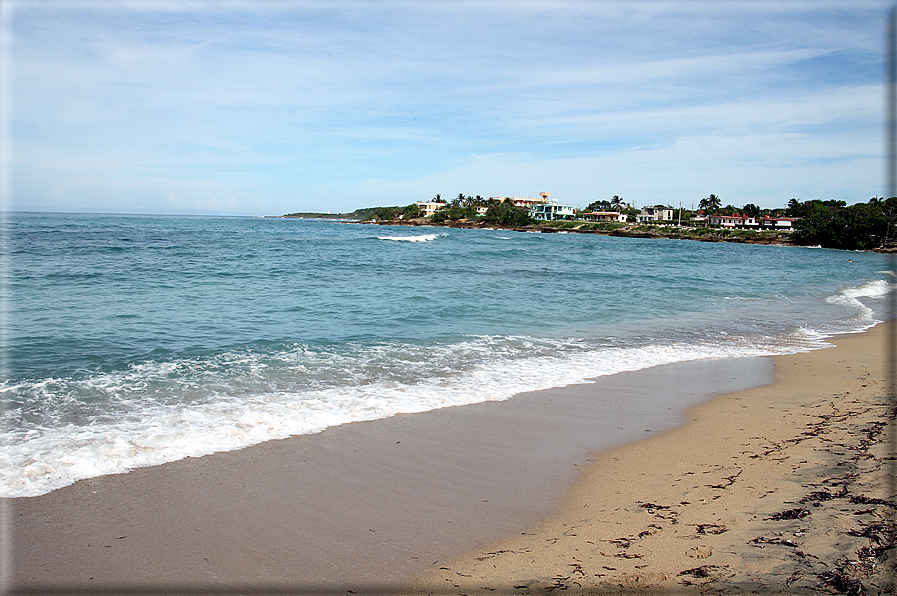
[3,324,895,595]
[410,324,897,595]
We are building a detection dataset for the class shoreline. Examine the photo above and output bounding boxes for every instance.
[340,216,894,252]
[5,359,772,593]
[3,325,894,594]
[410,323,896,595]
[344,218,800,247]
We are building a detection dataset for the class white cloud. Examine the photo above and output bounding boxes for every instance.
[6,0,893,214]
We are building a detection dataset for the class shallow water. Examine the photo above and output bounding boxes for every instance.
[3,213,893,497]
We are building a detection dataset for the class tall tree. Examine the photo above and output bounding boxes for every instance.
[792,197,890,250]
[743,203,760,217]
[611,195,624,211]
[484,199,534,226]
[586,199,612,212]
[401,203,421,219]
[699,194,721,213]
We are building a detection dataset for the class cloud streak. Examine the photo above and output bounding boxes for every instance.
[5,0,892,214]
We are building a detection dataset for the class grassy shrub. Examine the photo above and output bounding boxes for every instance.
[729,230,761,240]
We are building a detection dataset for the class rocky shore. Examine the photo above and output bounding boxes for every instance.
[358,218,796,246]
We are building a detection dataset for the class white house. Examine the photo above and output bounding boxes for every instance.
[416,200,446,218]
[760,217,800,229]
[708,214,760,228]
[637,207,674,222]
[581,211,627,223]
[530,201,576,221]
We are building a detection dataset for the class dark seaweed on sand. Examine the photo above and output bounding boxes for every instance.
[767,507,811,520]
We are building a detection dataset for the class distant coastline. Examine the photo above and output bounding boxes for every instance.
[282,212,897,252]
[282,213,798,247]
[283,195,897,252]
[281,207,380,220]
[359,217,802,246]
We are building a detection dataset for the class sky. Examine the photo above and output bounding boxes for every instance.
[1,0,893,216]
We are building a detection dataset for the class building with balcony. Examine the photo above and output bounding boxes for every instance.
[530,201,576,221]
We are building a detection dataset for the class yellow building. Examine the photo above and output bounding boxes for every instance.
[415,200,446,217]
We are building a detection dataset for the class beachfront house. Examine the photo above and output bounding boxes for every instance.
[530,200,576,221]
[488,193,550,209]
[416,200,446,218]
[637,207,674,223]
[708,214,760,228]
[700,213,799,230]
[760,217,800,229]
[581,211,628,223]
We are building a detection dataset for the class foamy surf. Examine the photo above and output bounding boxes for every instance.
[0,329,838,498]
[377,233,445,242]
[7,214,893,499]
[825,279,893,326]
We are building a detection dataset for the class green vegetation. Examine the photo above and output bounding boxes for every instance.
[540,221,579,229]
[284,193,897,252]
[432,204,478,222]
[577,222,627,232]
[283,207,380,220]
[370,206,403,221]
[743,203,761,217]
[699,194,722,212]
[728,229,763,240]
[430,194,485,222]
[790,197,897,250]
[482,199,534,226]
[585,195,627,212]
[346,203,424,222]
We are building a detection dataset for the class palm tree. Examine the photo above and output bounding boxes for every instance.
[699,194,721,212]
[610,195,623,211]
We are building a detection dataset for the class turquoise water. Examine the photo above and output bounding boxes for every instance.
[3,212,893,497]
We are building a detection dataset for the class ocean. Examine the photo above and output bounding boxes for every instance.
[2,212,893,498]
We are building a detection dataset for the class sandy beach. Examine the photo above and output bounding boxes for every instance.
[4,324,895,595]
[411,324,896,595]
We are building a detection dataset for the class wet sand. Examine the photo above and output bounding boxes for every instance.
[4,325,895,595]
[5,358,771,594]
[411,324,896,595]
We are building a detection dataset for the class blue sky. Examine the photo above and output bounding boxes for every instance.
[2,0,892,215]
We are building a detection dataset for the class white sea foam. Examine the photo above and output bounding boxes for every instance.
[9,213,891,500]
[377,233,445,242]
[825,279,892,327]
[0,330,833,498]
